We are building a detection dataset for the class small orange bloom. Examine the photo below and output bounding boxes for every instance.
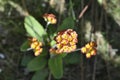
[43,13,57,24]
[81,47,87,53]
[89,41,97,47]
[29,37,43,56]
[34,48,43,56]
[85,43,91,49]
[90,49,97,55]
[81,41,97,58]
[49,29,78,54]
[86,53,91,58]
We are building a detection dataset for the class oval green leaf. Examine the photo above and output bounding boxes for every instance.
[27,56,47,71]
[21,54,34,66]
[57,17,74,31]
[24,15,47,42]
[20,40,30,51]
[32,69,48,80]
[64,52,80,65]
[48,55,63,79]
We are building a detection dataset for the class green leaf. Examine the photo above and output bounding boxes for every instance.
[39,49,48,57]
[50,40,56,47]
[21,54,34,66]
[20,41,30,51]
[59,53,67,58]
[24,15,47,42]
[64,52,80,65]
[32,69,48,80]
[27,56,47,71]
[57,17,74,31]
[48,55,63,79]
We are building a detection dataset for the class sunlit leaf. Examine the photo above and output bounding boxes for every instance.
[24,15,47,42]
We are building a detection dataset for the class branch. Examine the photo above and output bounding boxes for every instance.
[78,0,93,19]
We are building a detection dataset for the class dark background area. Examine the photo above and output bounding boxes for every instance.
[0,0,120,80]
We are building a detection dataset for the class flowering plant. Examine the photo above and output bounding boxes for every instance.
[21,13,97,79]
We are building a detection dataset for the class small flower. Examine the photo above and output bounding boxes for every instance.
[43,13,57,24]
[50,29,78,54]
[29,37,43,56]
[89,41,97,47]
[81,47,87,53]
[80,41,97,58]
[90,49,97,56]
[86,53,91,58]
[34,48,43,56]
[85,43,91,49]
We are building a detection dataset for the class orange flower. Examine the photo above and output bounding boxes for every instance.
[90,49,97,55]
[43,13,57,24]
[89,41,97,47]
[29,37,43,56]
[81,47,87,53]
[81,41,97,58]
[50,29,78,54]
[86,53,91,58]
[34,48,43,56]
[85,43,92,50]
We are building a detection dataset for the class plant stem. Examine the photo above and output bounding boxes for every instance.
[48,72,52,80]
[92,56,97,80]
[45,22,50,32]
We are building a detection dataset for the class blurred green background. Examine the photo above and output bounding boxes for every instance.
[0,0,120,80]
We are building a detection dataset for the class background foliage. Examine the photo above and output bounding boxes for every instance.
[0,0,120,80]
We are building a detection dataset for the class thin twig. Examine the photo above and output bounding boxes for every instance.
[8,1,29,16]
[78,0,93,19]
[80,0,84,80]
[21,0,29,15]
[45,22,50,32]
[105,61,111,80]
[104,6,111,80]
[92,56,97,80]
[48,72,52,80]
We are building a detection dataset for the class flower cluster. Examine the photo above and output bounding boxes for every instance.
[43,13,57,24]
[28,37,43,56]
[50,29,78,54]
[81,41,97,58]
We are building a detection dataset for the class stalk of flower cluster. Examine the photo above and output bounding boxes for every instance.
[45,22,50,31]
[65,48,81,54]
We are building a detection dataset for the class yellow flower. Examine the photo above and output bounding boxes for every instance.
[89,41,97,47]
[85,43,91,49]
[81,41,97,58]
[61,39,68,45]
[69,41,76,46]
[50,29,78,54]
[70,45,76,51]
[90,49,97,56]
[34,48,43,56]
[29,37,43,56]
[55,35,62,43]
[86,53,91,58]
[43,13,57,24]
[81,47,87,53]
[56,43,62,49]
